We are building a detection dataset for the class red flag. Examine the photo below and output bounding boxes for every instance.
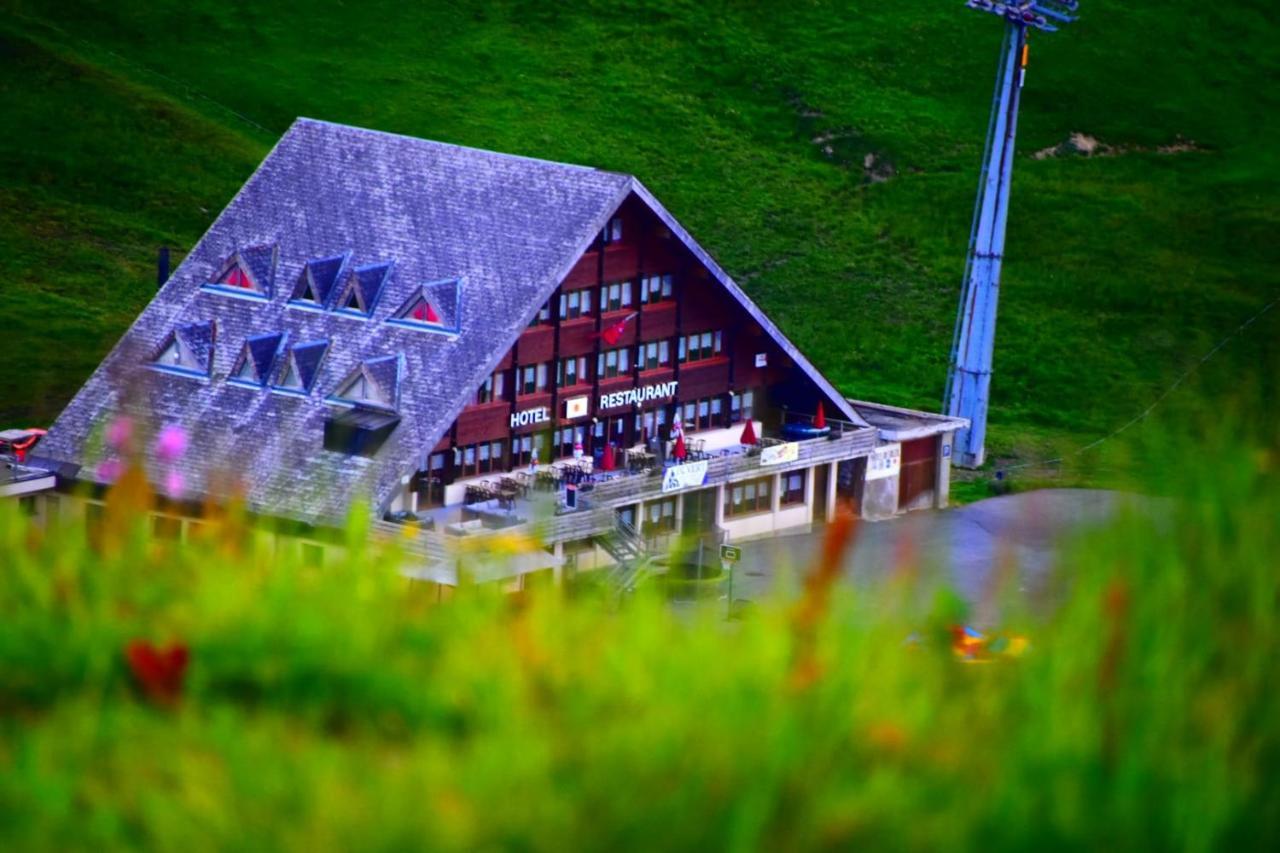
[599,311,638,346]
[814,401,827,430]
[740,418,758,445]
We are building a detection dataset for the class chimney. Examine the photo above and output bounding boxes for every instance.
[157,246,171,289]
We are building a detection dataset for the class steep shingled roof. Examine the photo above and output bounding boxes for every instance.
[40,118,865,525]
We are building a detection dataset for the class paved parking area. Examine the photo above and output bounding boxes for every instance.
[727,489,1153,624]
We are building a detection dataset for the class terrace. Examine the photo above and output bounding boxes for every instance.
[379,416,877,580]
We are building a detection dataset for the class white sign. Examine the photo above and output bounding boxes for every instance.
[755,352,768,368]
[564,395,589,420]
[510,408,549,429]
[866,444,901,481]
[661,459,709,494]
[759,441,799,466]
[599,380,678,410]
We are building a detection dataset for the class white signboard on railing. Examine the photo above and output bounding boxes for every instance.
[866,444,901,481]
[661,459,709,494]
[759,441,799,467]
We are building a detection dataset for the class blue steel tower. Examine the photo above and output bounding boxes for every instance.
[945,0,1079,468]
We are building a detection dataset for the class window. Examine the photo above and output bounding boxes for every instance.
[680,396,724,432]
[599,280,633,312]
[476,371,506,404]
[558,289,593,320]
[334,368,390,408]
[518,363,549,395]
[730,389,756,423]
[529,301,551,327]
[643,497,677,535]
[406,297,441,324]
[637,406,668,440]
[725,476,772,517]
[636,339,671,371]
[601,216,623,244]
[554,425,586,458]
[597,347,631,379]
[640,274,674,304]
[219,266,253,289]
[456,440,506,477]
[511,434,541,467]
[781,470,807,506]
[678,330,723,363]
[556,356,589,388]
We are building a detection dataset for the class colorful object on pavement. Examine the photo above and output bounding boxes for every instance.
[950,624,1029,663]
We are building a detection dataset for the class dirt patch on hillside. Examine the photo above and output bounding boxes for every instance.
[1033,132,1207,160]
[786,90,896,183]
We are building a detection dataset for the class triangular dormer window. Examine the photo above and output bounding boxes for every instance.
[344,288,362,312]
[219,266,253,289]
[388,279,461,333]
[233,355,257,382]
[329,355,400,411]
[408,298,440,323]
[149,321,215,377]
[279,360,302,390]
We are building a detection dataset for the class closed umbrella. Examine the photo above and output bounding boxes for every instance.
[674,433,687,461]
[814,401,827,430]
[602,442,616,471]
[739,418,758,445]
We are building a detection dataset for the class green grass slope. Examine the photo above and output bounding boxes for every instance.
[2,0,1277,475]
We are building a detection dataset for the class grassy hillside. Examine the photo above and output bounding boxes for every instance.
[2,0,1277,476]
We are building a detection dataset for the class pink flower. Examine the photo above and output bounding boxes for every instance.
[164,470,185,499]
[155,424,189,464]
[105,416,133,451]
[97,458,124,482]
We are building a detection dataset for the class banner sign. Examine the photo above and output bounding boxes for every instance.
[661,459,708,494]
[510,408,549,429]
[759,441,799,466]
[866,444,901,481]
[599,380,678,410]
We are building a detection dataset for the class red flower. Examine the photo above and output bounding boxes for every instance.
[125,640,189,705]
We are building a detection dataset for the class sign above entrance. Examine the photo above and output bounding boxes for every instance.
[866,444,901,481]
[510,408,549,429]
[564,395,589,420]
[599,380,678,411]
[661,459,708,494]
[759,441,799,466]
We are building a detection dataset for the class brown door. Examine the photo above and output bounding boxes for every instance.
[899,437,938,510]
[813,463,830,523]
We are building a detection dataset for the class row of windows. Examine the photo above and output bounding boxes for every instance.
[529,275,677,327]
[722,471,806,518]
[474,332,722,403]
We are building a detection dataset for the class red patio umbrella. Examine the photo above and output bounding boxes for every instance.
[602,442,616,471]
[814,400,827,430]
[673,433,687,460]
[739,418,758,445]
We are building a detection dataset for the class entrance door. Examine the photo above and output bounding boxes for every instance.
[837,457,866,517]
[682,487,717,535]
[899,437,939,510]
[813,463,830,523]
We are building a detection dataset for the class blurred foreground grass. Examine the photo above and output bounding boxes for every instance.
[1,420,1278,850]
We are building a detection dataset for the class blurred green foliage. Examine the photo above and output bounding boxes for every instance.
[1,414,1278,849]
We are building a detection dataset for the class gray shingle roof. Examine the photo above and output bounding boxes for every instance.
[40,117,864,525]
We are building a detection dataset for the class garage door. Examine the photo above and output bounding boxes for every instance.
[898,437,938,510]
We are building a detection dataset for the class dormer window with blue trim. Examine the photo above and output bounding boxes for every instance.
[388,278,461,334]
[334,261,394,319]
[202,244,277,300]
[271,340,328,396]
[228,332,285,388]
[149,321,216,378]
[328,355,401,411]
[289,253,350,311]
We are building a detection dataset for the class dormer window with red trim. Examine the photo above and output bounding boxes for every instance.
[220,266,253,289]
[388,279,461,333]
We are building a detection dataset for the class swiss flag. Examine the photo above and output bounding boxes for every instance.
[600,312,637,346]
